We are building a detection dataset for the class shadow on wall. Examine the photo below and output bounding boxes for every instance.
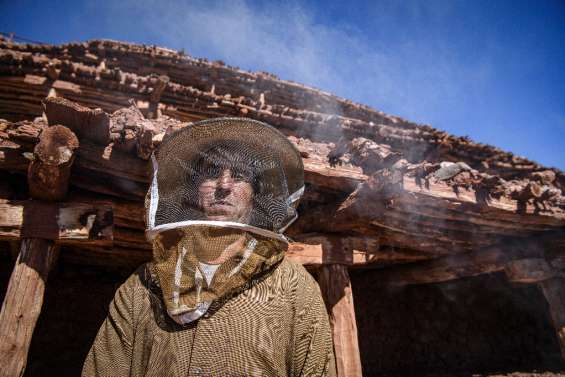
[350,268,564,377]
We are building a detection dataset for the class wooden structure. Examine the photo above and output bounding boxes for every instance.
[0,36,564,376]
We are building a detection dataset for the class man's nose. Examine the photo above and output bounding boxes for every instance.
[216,170,234,191]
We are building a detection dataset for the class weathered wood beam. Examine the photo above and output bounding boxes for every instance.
[401,174,564,220]
[372,234,565,286]
[318,264,363,377]
[0,200,113,244]
[27,125,78,200]
[47,238,387,268]
[293,168,565,258]
[1,119,365,196]
[0,125,78,377]
[302,158,364,193]
[43,97,110,144]
[0,239,58,377]
[147,75,169,119]
[287,234,428,266]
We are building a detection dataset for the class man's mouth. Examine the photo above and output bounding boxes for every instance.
[210,200,233,207]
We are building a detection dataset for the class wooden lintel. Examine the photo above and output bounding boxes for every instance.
[0,239,58,377]
[0,200,113,244]
[318,264,363,377]
[287,234,427,266]
[374,239,545,286]
[1,121,368,196]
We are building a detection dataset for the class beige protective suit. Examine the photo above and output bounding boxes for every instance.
[82,257,336,376]
[83,117,336,376]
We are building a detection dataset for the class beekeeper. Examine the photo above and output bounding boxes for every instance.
[83,117,336,376]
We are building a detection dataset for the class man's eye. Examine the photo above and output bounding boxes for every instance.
[205,168,221,179]
[232,171,246,181]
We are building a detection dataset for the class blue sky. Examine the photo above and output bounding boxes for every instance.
[1,0,564,169]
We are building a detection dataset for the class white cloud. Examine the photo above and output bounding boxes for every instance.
[97,0,492,126]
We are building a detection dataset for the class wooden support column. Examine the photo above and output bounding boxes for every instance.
[0,239,58,376]
[540,277,565,360]
[0,125,78,377]
[147,75,169,119]
[318,264,363,377]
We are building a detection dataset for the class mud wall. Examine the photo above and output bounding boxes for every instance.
[350,268,564,376]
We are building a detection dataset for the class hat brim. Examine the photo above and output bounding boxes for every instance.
[155,117,304,200]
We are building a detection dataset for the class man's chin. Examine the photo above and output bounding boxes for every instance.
[205,212,238,222]
[206,215,234,222]
[204,212,250,224]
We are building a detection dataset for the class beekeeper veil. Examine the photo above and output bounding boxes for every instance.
[145,117,304,324]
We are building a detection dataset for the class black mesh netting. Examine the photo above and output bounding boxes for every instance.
[143,118,304,324]
[148,117,304,234]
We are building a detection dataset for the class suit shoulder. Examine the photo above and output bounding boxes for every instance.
[117,262,153,293]
[272,257,321,297]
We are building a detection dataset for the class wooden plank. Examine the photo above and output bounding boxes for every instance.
[0,148,30,171]
[302,158,365,192]
[0,124,79,377]
[43,96,110,144]
[0,239,58,377]
[287,234,428,266]
[0,200,113,244]
[318,264,363,377]
[373,235,557,286]
[402,174,565,221]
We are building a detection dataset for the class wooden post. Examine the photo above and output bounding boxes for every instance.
[147,75,169,119]
[0,240,58,376]
[0,125,78,377]
[318,264,363,377]
[540,276,565,360]
[26,125,79,201]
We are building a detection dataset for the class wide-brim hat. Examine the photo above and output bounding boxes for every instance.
[147,117,305,236]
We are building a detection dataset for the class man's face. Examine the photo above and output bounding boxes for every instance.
[198,169,254,223]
